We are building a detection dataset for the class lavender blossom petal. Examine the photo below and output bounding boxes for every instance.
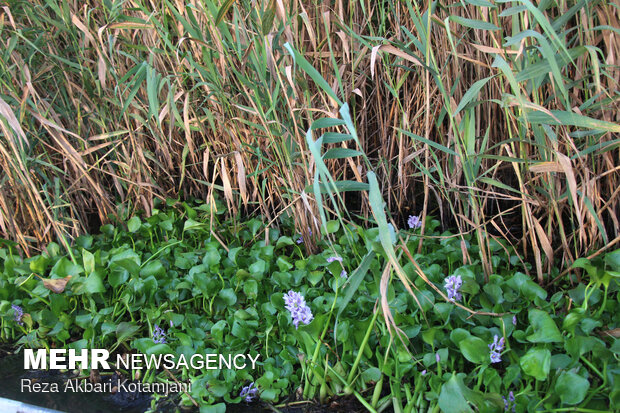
[407,215,422,229]
[489,335,505,363]
[490,351,502,363]
[284,290,313,329]
[240,382,258,402]
[12,305,24,326]
[152,324,167,344]
[444,275,463,301]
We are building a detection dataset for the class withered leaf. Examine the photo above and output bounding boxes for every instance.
[42,275,72,293]
[599,328,620,338]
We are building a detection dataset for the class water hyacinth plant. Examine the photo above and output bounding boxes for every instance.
[444,275,463,301]
[11,305,23,326]
[407,215,422,229]
[152,324,167,344]
[283,291,314,329]
[489,335,505,364]
[239,382,258,402]
[326,255,348,279]
[297,229,313,245]
[503,391,516,412]
[0,205,617,411]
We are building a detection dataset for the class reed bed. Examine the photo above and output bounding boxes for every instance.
[0,0,618,280]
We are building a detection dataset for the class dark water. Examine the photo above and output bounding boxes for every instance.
[0,354,151,413]
[0,354,363,412]
[0,355,289,413]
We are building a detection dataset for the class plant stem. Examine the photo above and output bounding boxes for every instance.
[580,356,605,381]
[304,279,340,398]
[346,306,380,385]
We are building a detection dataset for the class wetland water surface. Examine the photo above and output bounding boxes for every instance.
[0,354,150,413]
[0,353,368,412]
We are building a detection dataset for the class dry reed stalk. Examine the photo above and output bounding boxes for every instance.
[0,0,616,281]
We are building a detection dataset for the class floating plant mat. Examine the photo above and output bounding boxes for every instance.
[1,205,618,411]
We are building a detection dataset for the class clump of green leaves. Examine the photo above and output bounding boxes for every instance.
[1,200,618,412]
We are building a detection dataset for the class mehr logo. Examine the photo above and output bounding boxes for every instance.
[24,349,260,370]
[25,349,110,370]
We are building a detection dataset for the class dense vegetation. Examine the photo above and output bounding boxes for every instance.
[1,202,618,412]
[0,0,618,412]
[0,0,618,277]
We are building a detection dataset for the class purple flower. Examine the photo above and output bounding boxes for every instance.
[408,215,422,229]
[152,324,167,344]
[296,229,313,244]
[12,305,23,326]
[435,353,440,363]
[489,335,505,351]
[240,382,258,402]
[444,275,462,301]
[503,391,516,412]
[489,335,505,363]
[512,315,517,326]
[421,369,427,376]
[283,291,314,329]
[326,256,347,278]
